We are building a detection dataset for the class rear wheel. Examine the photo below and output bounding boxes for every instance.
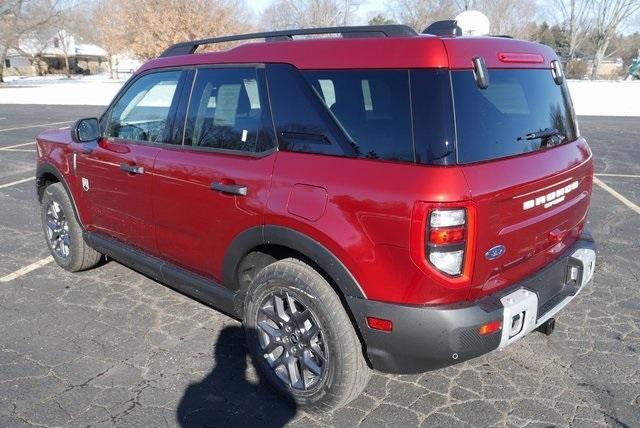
[41,182,101,272]
[243,258,370,412]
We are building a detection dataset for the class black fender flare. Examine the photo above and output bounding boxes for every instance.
[224,225,366,309]
[36,162,84,227]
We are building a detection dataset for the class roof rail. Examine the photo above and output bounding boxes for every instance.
[160,25,418,57]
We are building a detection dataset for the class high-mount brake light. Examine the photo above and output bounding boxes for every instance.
[497,52,544,64]
[428,209,467,276]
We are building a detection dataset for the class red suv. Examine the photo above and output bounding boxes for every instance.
[36,24,596,411]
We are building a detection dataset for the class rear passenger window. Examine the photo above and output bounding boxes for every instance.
[184,68,269,152]
[304,70,414,162]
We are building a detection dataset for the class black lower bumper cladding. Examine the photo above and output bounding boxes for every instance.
[347,230,596,374]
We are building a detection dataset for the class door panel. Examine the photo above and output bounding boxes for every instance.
[154,151,275,279]
[75,140,160,252]
[152,66,276,280]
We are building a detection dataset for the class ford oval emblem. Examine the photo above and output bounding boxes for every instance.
[485,245,506,260]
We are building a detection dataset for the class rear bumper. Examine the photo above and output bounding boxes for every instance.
[347,230,596,374]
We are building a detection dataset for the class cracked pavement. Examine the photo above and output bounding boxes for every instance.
[0,107,638,427]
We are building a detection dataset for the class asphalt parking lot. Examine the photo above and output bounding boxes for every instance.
[0,105,638,427]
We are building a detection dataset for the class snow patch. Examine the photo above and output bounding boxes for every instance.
[0,74,127,106]
[567,80,640,117]
[1,74,639,116]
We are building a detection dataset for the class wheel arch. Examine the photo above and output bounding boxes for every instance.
[225,225,367,314]
[36,162,84,227]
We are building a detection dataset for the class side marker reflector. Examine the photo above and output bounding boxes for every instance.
[367,317,393,332]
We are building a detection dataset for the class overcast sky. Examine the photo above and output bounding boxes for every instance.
[248,0,389,24]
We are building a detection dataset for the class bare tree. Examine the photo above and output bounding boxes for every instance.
[385,0,457,32]
[52,2,89,78]
[549,0,593,59]
[261,0,363,30]
[474,0,536,39]
[118,0,250,60]
[591,0,640,78]
[90,0,128,79]
[0,0,59,82]
[386,0,535,37]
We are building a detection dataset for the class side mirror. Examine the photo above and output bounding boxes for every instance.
[72,118,100,143]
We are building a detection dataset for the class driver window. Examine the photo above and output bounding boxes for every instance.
[106,71,182,143]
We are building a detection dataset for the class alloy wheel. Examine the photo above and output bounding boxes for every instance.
[45,199,71,259]
[256,290,327,390]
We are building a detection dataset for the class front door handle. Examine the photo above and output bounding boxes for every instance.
[119,164,144,175]
[210,182,247,196]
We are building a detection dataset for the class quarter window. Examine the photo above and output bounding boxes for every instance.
[304,70,415,162]
[268,65,456,165]
[106,71,181,143]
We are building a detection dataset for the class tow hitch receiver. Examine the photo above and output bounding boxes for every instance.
[536,318,556,336]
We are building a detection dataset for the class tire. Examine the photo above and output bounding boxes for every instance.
[41,182,101,272]
[243,258,371,412]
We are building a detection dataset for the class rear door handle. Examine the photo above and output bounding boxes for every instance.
[210,182,247,196]
[119,164,144,175]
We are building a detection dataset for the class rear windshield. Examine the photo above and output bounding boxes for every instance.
[452,69,578,164]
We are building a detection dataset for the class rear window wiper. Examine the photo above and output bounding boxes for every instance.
[517,128,564,147]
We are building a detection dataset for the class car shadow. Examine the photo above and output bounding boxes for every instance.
[176,325,297,427]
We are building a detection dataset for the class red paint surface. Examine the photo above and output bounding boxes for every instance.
[138,35,557,73]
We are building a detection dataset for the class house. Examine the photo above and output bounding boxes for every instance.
[3,31,108,77]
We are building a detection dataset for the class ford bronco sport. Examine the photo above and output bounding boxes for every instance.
[36,23,596,411]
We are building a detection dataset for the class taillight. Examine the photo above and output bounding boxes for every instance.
[410,202,476,289]
[428,209,467,276]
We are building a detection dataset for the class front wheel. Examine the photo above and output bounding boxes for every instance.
[41,182,101,272]
[243,258,370,412]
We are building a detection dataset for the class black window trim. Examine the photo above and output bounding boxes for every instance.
[447,69,460,165]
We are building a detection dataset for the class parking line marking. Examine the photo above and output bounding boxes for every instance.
[0,257,54,282]
[0,141,36,150]
[0,177,35,189]
[594,177,640,215]
[0,120,70,133]
[595,173,640,179]
[0,148,36,152]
